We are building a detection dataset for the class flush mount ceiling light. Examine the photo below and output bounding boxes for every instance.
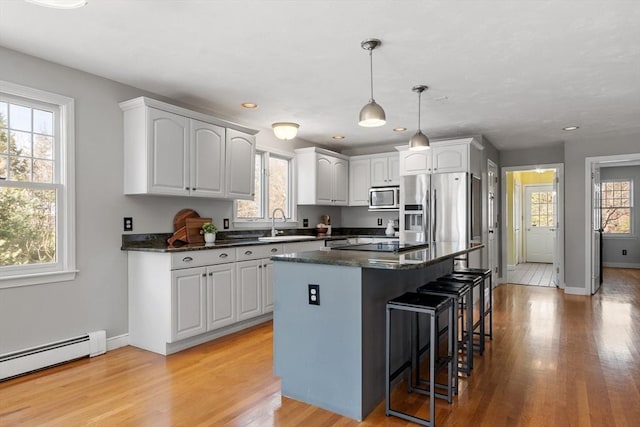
[241,102,258,109]
[332,135,345,140]
[26,0,88,9]
[272,122,299,141]
[358,38,386,127]
[393,127,407,132]
[409,85,430,151]
[562,125,580,131]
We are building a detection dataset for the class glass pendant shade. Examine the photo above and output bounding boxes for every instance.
[26,0,88,8]
[272,122,299,140]
[409,130,430,150]
[358,100,386,127]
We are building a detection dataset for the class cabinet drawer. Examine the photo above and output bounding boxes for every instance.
[171,248,236,269]
[235,244,283,261]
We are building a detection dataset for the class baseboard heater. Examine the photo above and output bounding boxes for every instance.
[0,330,106,381]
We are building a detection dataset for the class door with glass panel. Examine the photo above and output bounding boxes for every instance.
[524,185,555,263]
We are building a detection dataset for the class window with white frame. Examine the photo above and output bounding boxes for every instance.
[601,179,633,234]
[0,82,76,288]
[235,150,294,222]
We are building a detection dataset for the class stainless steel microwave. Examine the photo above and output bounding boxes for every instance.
[369,186,400,211]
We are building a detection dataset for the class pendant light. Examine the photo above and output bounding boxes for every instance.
[358,38,386,127]
[272,122,299,140]
[409,85,430,150]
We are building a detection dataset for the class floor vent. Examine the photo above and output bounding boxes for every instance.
[0,330,106,381]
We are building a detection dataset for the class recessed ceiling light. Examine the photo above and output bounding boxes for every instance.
[332,135,345,140]
[393,127,407,132]
[26,0,88,9]
[562,125,579,131]
[241,102,258,109]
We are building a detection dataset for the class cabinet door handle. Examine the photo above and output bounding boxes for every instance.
[202,273,206,277]
[258,265,262,269]
[209,272,213,276]
[219,253,228,258]
[192,187,196,191]
[244,250,253,255]
[185,187,189,190]
[182,256,193,262]
[271,248,278,253]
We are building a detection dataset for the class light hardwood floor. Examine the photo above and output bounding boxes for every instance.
[1,268,639,426]
[508,262,555,287]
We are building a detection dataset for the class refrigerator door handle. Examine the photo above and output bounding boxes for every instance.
[432,189,437,242]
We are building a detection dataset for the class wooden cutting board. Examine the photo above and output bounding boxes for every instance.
[186,217,213,244]
[173,209,200,231]
[167,226,187,246]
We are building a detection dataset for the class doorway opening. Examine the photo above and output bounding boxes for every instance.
[585,153,640,295]
[501,164,564,288]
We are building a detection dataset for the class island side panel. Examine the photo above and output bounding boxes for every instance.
[273,262,364,420]
[360,259,453,416]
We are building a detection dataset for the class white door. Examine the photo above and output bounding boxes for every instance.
[207,263,236,330]
[190,119,225,198]
[514,181,522,265]
[149,107,189,195]
[524,185,555,263]
[236,259,262,321]
[388,155,401,185]
[348,158,370,206]
[333,158,349,205]
[316,155,334,204]
[591,167,602,294]
[262,260,274,313]
[487,160,498,280]
[370,157,389,186]
[171,268,207,341]
[225,129,255,200]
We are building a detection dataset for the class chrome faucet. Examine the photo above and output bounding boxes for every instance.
[271,208,286,237]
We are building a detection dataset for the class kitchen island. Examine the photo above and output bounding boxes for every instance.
[272,242,483,421]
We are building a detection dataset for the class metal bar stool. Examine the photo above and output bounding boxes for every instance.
[386,292,455,427]
[417,280,473,381]
[437,273,485,355]
[453,267,493,340]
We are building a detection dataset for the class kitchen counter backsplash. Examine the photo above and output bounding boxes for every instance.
[121,227,394,252]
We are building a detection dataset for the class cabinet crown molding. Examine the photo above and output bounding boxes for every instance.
[395,136,484,152]
[294,146,350,160]
[119,96,259,136]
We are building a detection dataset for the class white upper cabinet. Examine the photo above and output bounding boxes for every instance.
[349,158,371,206]
[431,142,469,174]
[371,153,400,186]
[398,148,432,175]
[397,138,483,175]
[190,119,226,198]
[120,97,257,199]
[296,147,349,206]
[225,129,256,200]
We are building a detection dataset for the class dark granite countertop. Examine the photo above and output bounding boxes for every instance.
[121,230,398,253]
[271,242,484,270]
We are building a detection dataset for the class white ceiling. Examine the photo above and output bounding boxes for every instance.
[1,0,639,151]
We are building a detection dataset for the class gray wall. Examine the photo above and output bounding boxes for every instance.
[564,132,640,289]
[0,46,308,353]
[499,143,564,167]
[600,165,640,267]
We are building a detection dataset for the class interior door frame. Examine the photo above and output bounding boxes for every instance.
[584,153,640,295]
[501,163,564,289]
[514,180,522,265]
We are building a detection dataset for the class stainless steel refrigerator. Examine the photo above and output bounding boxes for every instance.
[400,172,481,245]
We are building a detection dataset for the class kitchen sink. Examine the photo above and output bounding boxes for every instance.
[258,235,316,242]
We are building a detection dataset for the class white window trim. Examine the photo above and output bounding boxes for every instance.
[233,145,297,229]
[0,80,77,289]
[601,178,634,238]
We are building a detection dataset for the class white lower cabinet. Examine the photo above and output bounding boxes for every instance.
[236,258,275,321]
[171,267,207,341]
[206,263,236,330]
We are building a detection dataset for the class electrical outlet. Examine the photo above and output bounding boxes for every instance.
[123,217,133,231]
[223,218,230,229]
[622,249,627,256]
[377,218,383,226]
[308,284,320,305]
[303,218,309,227]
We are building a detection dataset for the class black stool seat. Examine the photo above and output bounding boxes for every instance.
[388,292,451,311]
[417,281,470,296]
[454,267,491,276]
[385,292,455,426]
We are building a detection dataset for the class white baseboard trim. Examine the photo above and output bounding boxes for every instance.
[507,264,516,271]
[106,334,129,351]
[564,286,589,296]
[603,262,640,269]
